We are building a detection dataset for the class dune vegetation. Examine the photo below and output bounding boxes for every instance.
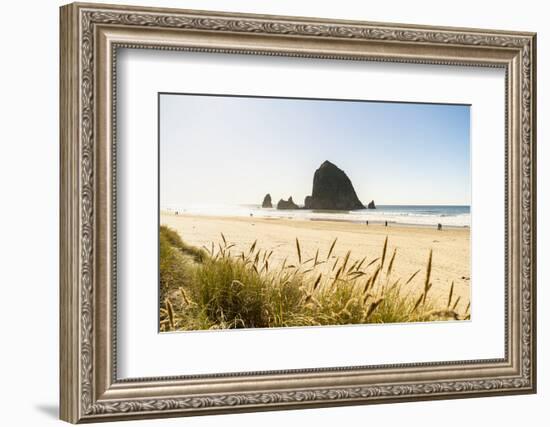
[159,225,470,332]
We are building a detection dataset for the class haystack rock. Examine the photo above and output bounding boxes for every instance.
[304,161,365,210]
[367,200,376,209]
[262,193,272,208]
[277,196,299,210]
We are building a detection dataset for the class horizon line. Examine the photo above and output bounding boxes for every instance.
[161,202,471,207]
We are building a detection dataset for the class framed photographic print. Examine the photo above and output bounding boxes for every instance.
[60,2,537,423]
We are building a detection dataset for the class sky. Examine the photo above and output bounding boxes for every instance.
[160,93,470,207]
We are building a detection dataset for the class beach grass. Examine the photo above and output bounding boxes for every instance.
[159,226,470,332]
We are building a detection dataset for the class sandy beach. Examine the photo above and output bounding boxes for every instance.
[161,212,470,311]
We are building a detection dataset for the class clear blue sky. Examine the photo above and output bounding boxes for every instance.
[160,94,470,206]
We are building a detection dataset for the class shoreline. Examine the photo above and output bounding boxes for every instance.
[307,217,470,230]
[161,209,471,230]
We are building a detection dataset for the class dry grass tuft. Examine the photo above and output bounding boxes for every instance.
[159,226,470,331]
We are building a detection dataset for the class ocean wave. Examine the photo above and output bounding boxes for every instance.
[163,204,471,227]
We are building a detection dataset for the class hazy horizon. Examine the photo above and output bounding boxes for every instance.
[160,94,471,207]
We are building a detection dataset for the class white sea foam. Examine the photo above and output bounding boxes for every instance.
[162,204,471,228]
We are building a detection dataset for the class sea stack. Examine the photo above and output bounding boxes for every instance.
[304,161,365,210]
[262,193,272,208]
[367,200,376,209]
[277,197,299,210]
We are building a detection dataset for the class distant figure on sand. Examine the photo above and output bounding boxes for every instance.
[366,220,369,226]
[385,221,388,227]
[175,211,178,215]
[437,223,442,231]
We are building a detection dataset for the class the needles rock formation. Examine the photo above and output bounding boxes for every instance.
[262,193,273,208]
[277,196,299,210]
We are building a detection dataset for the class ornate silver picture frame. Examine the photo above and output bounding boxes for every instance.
[60,2,536,423]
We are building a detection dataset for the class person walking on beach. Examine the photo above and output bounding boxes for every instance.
[437,223,442,231]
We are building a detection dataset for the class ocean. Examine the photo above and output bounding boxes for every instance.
[162,204,470,228]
